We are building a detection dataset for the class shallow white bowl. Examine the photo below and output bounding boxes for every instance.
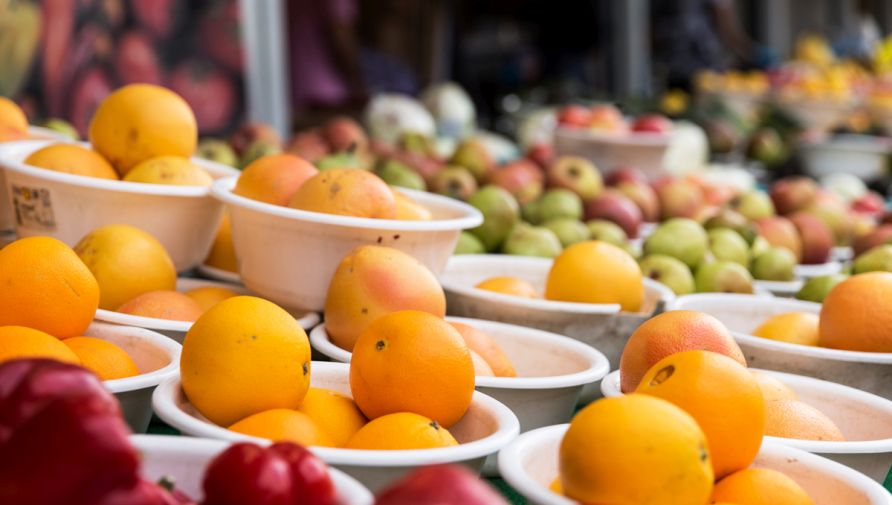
[211,176,482,312]
[799,135,890,181]
[600,369,892,482]
[670,294,892,399]
[310,317,610,434]
[498,424,892,505]
[795,261,843,279]
[553,127,672,181]
[0,140,238,271]
[755,278,805,297]
[86,321,181,432]
[441,254,674,372]
[132,434,373,504]
[196,263,242,285]
[152,361,519,492]
[94,277,320,343]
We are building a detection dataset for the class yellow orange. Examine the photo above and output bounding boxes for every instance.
[0,326,80,365]
[545,241,643,312]
[392,189,432,220]
[559,394,713,505]
[753,312,820,347]
[204,213,237,273]
[184,285,239,312]
[123,156,213,186]
[469,350,494,376]
[349,310,474,428]
[765,399,845,441]
[62,336,139,380]
[234,154,318,206]
[474,276,538,299]
[635,350,765,479]
[751,371,798,402]
[288,168,396,219]
[712,468,814,505]
[228,409,333,447]
[344,412,458,450]
[0,236,99,338]
[298,387,368,447]
[89,84,197,175]
[117,290,204,322]
[449,322,516,377]
[24,143,118,179]
[0,97,28,133]
[819,272,892,352]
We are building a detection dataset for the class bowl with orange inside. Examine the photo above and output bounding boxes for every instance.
[94,277,320,343]
[670,284,892,399]
[210,166,482,313]
[600,368,892,483]
[439,250,675,371]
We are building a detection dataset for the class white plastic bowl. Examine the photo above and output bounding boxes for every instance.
[94,277,320,343]
[196,263,242,285]
[210,176,482,312]
[776,96,858,133]
[670,294,892,399]
[755,279,805,297]
[799,135,890,181]
[441,255,674,370]
[0,127,70,231]
[310,317,610,434]
[85,321,181,432]
[498,424,892,505]
[553,127,672,180]
[796,261,843,279]
[0,140,238,271]
[151,361,520,492]
[131,434,373,504]
[600,369,892,482]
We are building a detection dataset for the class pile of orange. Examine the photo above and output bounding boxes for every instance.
[0,236,139,380]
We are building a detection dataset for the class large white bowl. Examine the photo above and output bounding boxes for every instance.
[795,261,843,279]
[86,321,181,432]
[132,434,373,504]
[0,140,238,271]
[670,294,892,399]
[94,277,320,343]
[553,127,672,180]
[210,176,482,312]
[310,317,610,434]
[152,361,519,492]
[498,424,892,505]
[600,369,892,482]
[755,278,805,297]
[441,255,674,371]
[799,135,890,182]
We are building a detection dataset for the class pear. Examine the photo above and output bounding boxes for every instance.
[522,189,583,225]
[640,255,695,295]
[751,247,797,281]
[695,261,755,293]
[543,218,591,247]
[708,228,750,267]
[454,231,486,255]
[467,186,519,251]
[643,218,708,268]
[729,190,775,221]
[795,274,848,302]
[376,159,426,191]
[853,244,892,274]
[501,224,562,258]
[586,219,628,247]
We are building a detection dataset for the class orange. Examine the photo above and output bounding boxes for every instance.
[74,224,177,310]
[819,272,892,352]
[117,290,205,322]
[181,296,312,426]
[559,394,713,505]
[0,236,99,338]
[228,409,333,447]
[24,143,118,179]
[123,156,213,186]
[474,276,538,299]
[712,468,814,505]
[449,322,516,377]
[0,326,80,365]
[392,189,432,220]
[234,154,318,206]
[469,350,495,376]
[349,310,474,428]
[753,312,819,346]
[548,478,562,494]
[298,387,368,447]
[204,213,237,273]
[635,350,765,479]
[545,241,643,312]
[0,97,28,133]
[751,371,798,402]
[619,310,746,393]
[62,336,139,380]
[765,399,845,441]
[184,285,239,312]
[288,168,397,219]
[344,412,458,450]
[89,84,197,175]
[324,245,446,351]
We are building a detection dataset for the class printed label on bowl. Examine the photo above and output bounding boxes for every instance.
[12,185,56,231]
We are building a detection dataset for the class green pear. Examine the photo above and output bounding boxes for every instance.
[703,208,758,245]
[586,219,628,247]
[522,189,583,225]
[454,231,486,255]
[314,149,365,171]
[39,118,79,141]
[240,141,283,169]
[795,274,848,302]
[543,218,591,247]
[853,244,892,274]
[640,255,695,295]
[751,247,797,281]
[450,138,492,182]
[197,138,238,167]
[376,159,426,191]
[729,190,775,221]
[750,235,770,257]
[708,228,750,267]
[501,224,563,258]
[695,261,755,293]
[643,218,708,268]
[467,185,520,251]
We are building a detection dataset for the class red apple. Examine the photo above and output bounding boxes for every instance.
[287,130,330,162]
[557,105,591,128]
[488,159,544,206]
[851,191,886,219]
[788,212,833,265]
[526,142,554,170]
[375,465,508,505]
[323,116,368,153]
[755,216,803,261]
[656,179,704,220]
[605,165,648,186]
[229,122,282,156]
[546,156,603,201]
[631,114,672,134]
[616,180,659,222]
[769,176,818,215]
[589,104,627,132]
[584,189,643,238]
